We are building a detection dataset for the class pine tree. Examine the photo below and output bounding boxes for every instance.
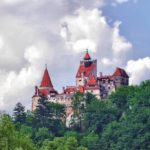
[13,102,26,124]
[33,96,50,128]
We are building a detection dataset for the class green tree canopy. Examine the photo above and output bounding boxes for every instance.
[13,102,26,124]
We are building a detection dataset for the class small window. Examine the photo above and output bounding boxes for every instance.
[103,80,105,84]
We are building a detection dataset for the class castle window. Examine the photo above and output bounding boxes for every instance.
[102,80,105,84]
[115,78,119,81]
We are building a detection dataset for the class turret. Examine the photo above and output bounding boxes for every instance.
[83,50,92,67]
[113,67,129,88]
[76,50,97,87]
[32,66,57,111]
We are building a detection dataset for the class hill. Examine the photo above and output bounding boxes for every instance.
[0,80,150,150]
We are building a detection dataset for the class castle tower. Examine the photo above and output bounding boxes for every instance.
[32,66,57,111]
[84,75,101,99]
[113,67,129,88]
[39,66,57,97]
[76,50,97,87]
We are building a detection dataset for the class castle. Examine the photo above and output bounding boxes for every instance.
[32,50,129,127]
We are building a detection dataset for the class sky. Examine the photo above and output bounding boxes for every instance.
[0,0,150,112]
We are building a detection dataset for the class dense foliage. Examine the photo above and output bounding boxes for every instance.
[0,80,150,150]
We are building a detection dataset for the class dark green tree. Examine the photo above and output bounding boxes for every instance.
[34,127,53,147]
[72,92,85,130]
[99,81,150,150]
[33,96,66,136]
[33,96,52,128]
[13,102,26,124]
[80,132,99,150]
[83,99,117,134]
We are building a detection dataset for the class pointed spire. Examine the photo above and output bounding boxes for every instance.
[87,76,97,85]
[40,67,53,88]
[84,49,91,60]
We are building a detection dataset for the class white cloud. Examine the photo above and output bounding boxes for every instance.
[0,36,4,49]
[61,8,132,67]
[0,45,47,111]
[111,0,138,6]
[0,0,27,5]
[0,0,142,113]
[112,21,132,54]
[126,57,150,85]
[101,57,118,67]
[61,8,109,53]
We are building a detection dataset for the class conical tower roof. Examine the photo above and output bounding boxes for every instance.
[87,76,97,85]
[84,50,91,60]
[40,67,53,88]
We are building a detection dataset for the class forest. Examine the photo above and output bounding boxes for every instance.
[0,80,150,150]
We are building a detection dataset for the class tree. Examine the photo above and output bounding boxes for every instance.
[85,92,97,104]
[80,132,99,150]
[13,102,26,124]
[83,99,117,134]
[0,113,36,150]
[72,92,85,129]
[65,137,78,150]
[40,136,88,150]
[33,96,66,136]
[34,127,53,147]
[98,81,150,150]
[33,96,52,129]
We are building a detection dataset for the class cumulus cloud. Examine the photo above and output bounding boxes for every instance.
[0,0,144,113]
[112,21,132,54]
[0,0,104,111]
[126,57,150,85]
[0,44,49,111]
[60,8,132,68]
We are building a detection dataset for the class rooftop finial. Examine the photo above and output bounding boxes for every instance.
[45,64,47,69]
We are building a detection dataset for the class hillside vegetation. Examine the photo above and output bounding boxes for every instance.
[0,80,150,150]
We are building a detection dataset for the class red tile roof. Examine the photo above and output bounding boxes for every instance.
[113,67,129,78]
[85,86,100,90]
[39,89,49,96]
[97,75,113,80]
[38,88,57,96]
[40,68,53,87]
[87,76,97,85]
[84,50,91,60]
[64,86,77,94]
[76,63,95,78]
[79,86,84,93]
